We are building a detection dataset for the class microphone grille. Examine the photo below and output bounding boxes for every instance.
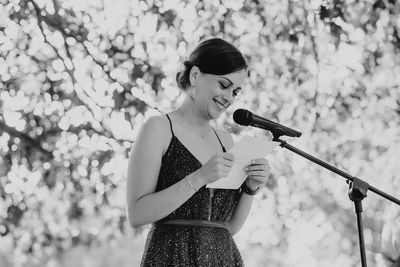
[233,109,252,126]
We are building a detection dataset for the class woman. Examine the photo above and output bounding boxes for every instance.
[126,38,270,266]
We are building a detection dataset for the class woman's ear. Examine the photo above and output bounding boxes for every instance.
[189,66,200,87]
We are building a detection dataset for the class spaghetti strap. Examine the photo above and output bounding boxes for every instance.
[211,128,226,152]
[165,114,175,137]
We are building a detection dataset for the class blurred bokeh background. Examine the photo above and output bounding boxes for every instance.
[1,0,400,266]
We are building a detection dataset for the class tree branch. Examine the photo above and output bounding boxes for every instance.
[0,120,53,160]
[302,0,321,134]
[28,0,130,141]
[75,38,162,113]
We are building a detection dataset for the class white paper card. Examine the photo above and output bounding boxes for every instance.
[206,136,278,189]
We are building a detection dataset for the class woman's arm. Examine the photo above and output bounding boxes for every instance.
[227,191,255,235]
[126,116,204,228]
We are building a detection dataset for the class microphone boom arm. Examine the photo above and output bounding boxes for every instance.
[273,136,400,205]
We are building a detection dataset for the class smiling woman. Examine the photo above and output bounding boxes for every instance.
[126,38,271,266]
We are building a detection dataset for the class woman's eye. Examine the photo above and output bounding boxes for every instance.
[219,82,229,89]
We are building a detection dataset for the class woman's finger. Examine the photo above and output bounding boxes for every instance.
[249,158,268,165]
[245,164,269,172]
[245,166,267,172]
[246,170,268,177]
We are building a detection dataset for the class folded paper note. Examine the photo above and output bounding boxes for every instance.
[206,135,279,189]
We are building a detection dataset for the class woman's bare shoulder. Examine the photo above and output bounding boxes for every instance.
[142,114,168,129]
[135,114,172,149]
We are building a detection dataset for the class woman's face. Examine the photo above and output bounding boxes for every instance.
[189,67,247,120]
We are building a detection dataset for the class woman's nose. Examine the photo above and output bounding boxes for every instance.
[222,89,234,103]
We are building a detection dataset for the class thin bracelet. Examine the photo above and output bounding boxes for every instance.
[186,177,198,194]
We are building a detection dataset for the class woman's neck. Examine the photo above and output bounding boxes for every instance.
[174,96,211,133]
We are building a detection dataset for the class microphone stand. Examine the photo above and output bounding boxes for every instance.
[272,134,400,267]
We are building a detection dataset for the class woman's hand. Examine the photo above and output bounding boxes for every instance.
[244,158,270,190]
[192,152,234,187]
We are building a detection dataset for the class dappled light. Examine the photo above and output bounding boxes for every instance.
[1,0,400,266]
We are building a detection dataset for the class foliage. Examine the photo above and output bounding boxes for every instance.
[1,0,400,266]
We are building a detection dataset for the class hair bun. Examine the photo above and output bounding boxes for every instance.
[176,60,193,90]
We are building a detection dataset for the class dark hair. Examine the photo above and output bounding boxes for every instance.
[176,38,247,90]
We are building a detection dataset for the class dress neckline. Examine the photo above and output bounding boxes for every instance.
[171,135,204,166]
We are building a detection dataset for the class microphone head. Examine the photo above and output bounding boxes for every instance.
[233,109,253,126]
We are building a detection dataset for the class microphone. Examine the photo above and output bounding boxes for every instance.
[233,109,302,138]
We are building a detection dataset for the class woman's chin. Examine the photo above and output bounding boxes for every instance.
[208,110,223,120]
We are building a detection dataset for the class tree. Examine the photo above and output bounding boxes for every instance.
[1,0,400,266]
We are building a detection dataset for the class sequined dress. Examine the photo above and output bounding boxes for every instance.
[140,115,244,267]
